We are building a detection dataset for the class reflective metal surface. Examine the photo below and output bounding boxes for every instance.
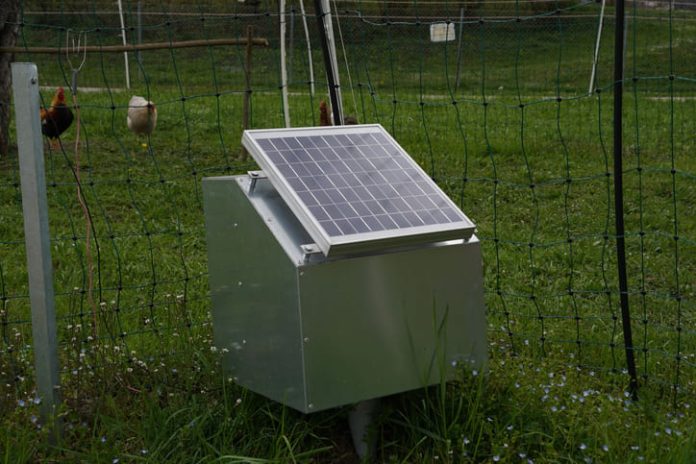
[203,175,487,413]
[203,176,307,410]
[299,237,486,411]
[242,125,476,256]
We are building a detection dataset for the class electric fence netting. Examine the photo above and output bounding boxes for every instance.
[331,0,696,402]
[0,0,695,421]
[0,0,324,413]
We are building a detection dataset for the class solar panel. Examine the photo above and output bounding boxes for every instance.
[242,124,475,256]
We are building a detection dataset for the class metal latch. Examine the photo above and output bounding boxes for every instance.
[247,170,267,195]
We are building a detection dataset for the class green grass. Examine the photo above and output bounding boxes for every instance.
[3,347,696,463]
[2,2,696,462]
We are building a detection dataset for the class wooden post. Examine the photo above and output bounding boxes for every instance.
[0,37,270,54]
[137,1,143,68]
[242,25,254,161]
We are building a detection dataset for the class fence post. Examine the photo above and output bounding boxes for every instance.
[612,0,639,398]
[280,0,291,128]
[242,26,254,161]
[137,1,143,68]
[313,0,342,125]
[11,63,62,427]
[298,0,315,97]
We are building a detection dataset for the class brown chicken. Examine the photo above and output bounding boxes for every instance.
[319,100,358,126]
[40,87,74,148]
[319,100,332,126]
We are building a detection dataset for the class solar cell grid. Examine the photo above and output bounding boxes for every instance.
[253,132,463,239]
[243,125,475,256]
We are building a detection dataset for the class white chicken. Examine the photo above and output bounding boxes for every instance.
[127,95,157,138]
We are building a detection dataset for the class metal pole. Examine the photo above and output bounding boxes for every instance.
[242,25,254,161]
[298,0,316,96]
[116,0,131,89]
[348,398,379,459]
[322,0,343,120]
[280,0,291,128]
[612,0,638,399]
[11,63,62,427]
[289,6,295,82]
[588,0,606,95]
[314,0,342,125]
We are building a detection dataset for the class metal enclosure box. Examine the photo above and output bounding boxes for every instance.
[203,175,487,413]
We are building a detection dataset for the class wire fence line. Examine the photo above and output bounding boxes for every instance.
[1,0,695,416]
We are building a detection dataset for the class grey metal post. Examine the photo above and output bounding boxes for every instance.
[11,63,62,424]
[348,398,379,459]
[314,0,343,125]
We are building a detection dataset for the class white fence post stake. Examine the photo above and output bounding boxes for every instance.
[11,62,62,429]
[117,0,131,89]
[280,0,292,127]
[298,0,315,96]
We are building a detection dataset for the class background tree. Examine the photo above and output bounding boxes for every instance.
[0,0,20,158]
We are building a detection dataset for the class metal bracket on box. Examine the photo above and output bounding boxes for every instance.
[247,170,267,195]
[300,243,322,263]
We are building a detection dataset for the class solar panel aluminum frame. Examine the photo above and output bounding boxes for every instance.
[242,124,476,257]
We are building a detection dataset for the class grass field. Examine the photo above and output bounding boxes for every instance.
[2,1,696,462]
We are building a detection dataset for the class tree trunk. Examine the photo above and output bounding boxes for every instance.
[0,0,20,158]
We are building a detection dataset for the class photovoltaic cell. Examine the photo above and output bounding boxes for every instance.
[243,125,475,256]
